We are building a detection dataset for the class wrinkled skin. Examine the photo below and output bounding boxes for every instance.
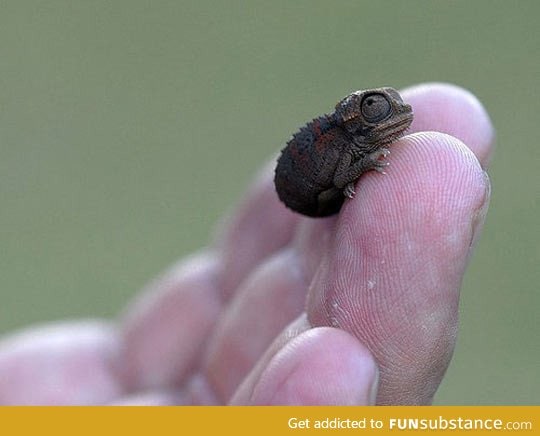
[0,83,493,405]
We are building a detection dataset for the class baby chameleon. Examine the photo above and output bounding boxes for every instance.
[274,87,414,217]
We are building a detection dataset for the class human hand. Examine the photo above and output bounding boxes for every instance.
[0,83,493,405]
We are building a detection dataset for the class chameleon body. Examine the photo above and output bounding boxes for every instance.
[274,87,413,217]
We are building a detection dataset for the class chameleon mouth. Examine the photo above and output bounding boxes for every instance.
[370,112,413,145]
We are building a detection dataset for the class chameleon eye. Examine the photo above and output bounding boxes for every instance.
[361,93,392,123]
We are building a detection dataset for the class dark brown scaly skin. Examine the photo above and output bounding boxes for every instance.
[274,87,414,217]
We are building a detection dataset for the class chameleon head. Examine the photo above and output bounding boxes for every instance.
[334,87,414,145]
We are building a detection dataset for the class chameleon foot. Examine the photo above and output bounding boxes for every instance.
[343,182,356,198]
[368,148,391,174]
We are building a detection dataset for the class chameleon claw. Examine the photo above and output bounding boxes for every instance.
[374,161,390,174]
[369,148,391,161]
[381,148,391,158]
[343,183,356,198]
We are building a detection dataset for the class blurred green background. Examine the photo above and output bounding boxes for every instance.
[1,1,538,404]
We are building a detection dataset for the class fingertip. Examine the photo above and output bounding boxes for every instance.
[214,160,300,298]
[118,252,222,391]
[0,321,122,405]
[203,249,307,402]
[248,327,378,405]
[342,131,489,234]
[402,82,495,168]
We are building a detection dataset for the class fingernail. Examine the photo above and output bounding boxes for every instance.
[368,369,379,405]
[469,171,491,250]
